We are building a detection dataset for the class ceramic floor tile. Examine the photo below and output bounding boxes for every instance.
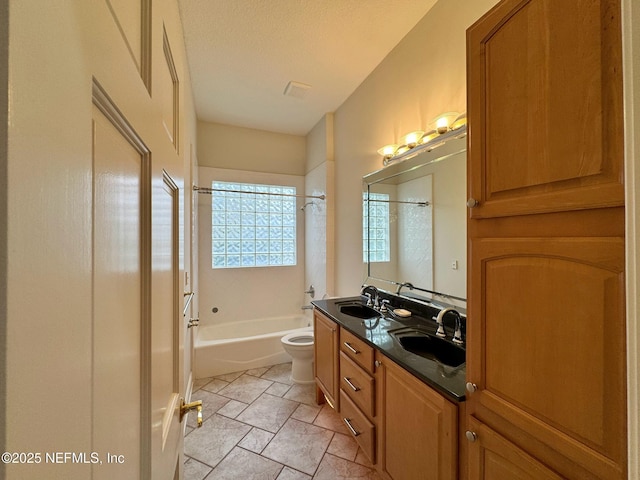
[184,457,212,480]
[216,399,248,419]
[238,427,274,454]
[245,366,270,377]
[193,376,214,393]
[265,381,291,397]
[184,362,376,480]
[200,378,230,394]
[236,393,299,433]
[312,405,348,434]
[217,374,274,404]
[206,447,283,480]
[261,362,294,385]
[283,383,316,406]
[276,466,312,480]
[290,403,321,424]
[326,432,358,462]
[188,390,230,429]
[184,414,252,467]
[215,370,245,382]
[261,418,334,475]
[312,453,380,480]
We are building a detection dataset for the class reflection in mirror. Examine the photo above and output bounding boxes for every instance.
[363,127,467,307]
[365,174,433,289]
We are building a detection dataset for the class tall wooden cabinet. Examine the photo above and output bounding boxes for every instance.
[466,1,626,479]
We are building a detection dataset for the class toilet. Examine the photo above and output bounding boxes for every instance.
[280,331,315,384]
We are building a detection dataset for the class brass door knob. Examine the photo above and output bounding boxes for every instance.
[180,398,203,427]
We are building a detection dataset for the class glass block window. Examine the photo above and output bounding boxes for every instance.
[211,181,297,268]
[363,192,390,263]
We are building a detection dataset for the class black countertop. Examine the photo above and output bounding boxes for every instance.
[312,295,466,403]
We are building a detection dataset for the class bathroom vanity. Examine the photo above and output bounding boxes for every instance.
[344,129,470,479]
[312,294,466,480]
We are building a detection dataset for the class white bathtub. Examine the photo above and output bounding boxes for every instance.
[194,315,313,379]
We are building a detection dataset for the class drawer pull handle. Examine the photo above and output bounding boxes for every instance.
[343,417,361,437]
[343,342,360,354]
[343,377,360,392]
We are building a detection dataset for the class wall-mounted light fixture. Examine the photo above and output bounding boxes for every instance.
[377,111,467,166]
[377,144,399,161]
[402,131,424,148]
[450,112,467,131]
[431,112,460,134]
[420,130,439,145]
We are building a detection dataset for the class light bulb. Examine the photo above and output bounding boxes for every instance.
[402,131,424,148]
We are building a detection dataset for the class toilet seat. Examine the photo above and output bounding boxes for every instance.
[281,332,314,346]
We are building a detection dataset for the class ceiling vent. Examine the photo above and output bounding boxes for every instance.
[283,81,312,99]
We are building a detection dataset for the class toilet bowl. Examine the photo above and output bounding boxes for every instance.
[281,330,315,384]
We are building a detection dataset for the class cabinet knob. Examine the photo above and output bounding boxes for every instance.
[374,360,382,368]
[465,430,478,443]
[467,198,479,208]
[465,382,477,393]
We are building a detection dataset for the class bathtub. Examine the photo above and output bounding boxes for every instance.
[194,315,313,379]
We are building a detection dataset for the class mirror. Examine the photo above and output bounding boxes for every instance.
[363,127,467,306]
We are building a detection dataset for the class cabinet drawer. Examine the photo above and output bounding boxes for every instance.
[340,389,375,464]
[340,351,375,417]
[340,328,374,373]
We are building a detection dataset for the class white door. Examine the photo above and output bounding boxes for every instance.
[92,83,186,480]
[150,169,183,479]
[91,95,149,479]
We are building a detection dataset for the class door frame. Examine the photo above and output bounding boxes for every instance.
[622,0,640,477]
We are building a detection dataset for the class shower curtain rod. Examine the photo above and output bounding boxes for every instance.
[366,198,430,207]
[193,185,326,201]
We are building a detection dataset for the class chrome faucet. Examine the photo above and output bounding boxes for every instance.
[360,284,379,309]
[304,285,315,298]
[379,299,390,314]
[435,307,464,344]
[396,282,414,295]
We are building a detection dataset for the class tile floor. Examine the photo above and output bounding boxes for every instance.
[184,362,380,480]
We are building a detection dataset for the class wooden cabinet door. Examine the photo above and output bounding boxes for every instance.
[467,0,623,219]
[314,310,339,409]
[466,236,626,479]
[467,417,564,480]
[379,355,457,480]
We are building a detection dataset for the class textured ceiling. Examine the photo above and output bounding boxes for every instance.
[178,0,438,135]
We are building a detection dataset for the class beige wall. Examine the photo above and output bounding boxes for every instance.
[332,0,500,296]
[198,121,306,175]
[304,114,336,300]
[195,121,308,323]
[305,113,334,173]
